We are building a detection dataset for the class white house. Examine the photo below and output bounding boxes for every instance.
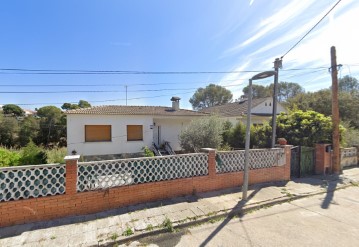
[200,97,287,126]
[66,97,208,157]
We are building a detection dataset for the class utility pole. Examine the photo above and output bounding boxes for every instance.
[271,58,282,148]
[330,46,341,174]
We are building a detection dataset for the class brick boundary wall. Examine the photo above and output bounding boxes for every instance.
[0,146,291,228]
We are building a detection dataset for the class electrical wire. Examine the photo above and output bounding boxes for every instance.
[0,66,331,75]
[281,0,342,59]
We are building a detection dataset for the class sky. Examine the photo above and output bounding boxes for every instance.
[0,0,358,110]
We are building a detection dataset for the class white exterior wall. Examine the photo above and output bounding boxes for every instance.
[153,118,191,151]
[67,114,154,156]
[251,99,287,115]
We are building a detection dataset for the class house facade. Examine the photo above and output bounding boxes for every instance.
[66,98,208,157]
[200,97,287,126]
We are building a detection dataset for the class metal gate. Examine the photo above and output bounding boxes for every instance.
[291,146,300,177]
[300,146,315,176]
[290,146,315,178]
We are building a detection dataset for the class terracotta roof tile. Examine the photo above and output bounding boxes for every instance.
[65,105,209,117]
[200,98,268,117]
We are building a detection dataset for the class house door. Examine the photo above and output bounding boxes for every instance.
[153,126,161,146]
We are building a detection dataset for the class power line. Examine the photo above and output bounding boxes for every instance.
[0,79,243,87]
[0,66,331,75]
[0,83,245,94]
[281,0,342,59]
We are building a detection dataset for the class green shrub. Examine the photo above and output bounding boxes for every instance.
[19,141,47,165]
[142,146,154,157]
[46,147,67,163]
[342,122,359,147]
[0,148,21,167]
[179,116,223,152]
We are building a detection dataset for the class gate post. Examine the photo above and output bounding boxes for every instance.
[315,144,332,175]
[64,155,80,195]
[282,145,292,180]
[201,148,216,178]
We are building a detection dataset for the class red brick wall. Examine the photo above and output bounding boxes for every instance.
[0,146,291,228]
[315,144,332,174]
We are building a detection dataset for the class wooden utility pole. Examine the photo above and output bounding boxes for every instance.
[330,46,341,174]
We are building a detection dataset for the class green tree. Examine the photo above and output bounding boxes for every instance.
[339,75,359,93]
[276,110,344,147]
[19,140,47,165]
[252,123,272,148]
[179,116,223,152]
[227,122,246,149]
[2,104,24,116]
[0,117,19,147]
[36,106,66,146]
[18,116,40,146]
[242,84,270,99]
[61,103,79,110]
[268,81,305,102]
[242,82,304,102]
[287,88,359,128]
[78,100,91,108]
[189,84,233,110]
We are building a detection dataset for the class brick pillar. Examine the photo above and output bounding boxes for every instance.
[282,145,292,180]
[64,155,80,195]
[201,148,216,178]
[315,144,332,175]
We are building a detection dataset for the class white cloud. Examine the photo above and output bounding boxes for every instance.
[221,0,359,93]
[223,0,316,57]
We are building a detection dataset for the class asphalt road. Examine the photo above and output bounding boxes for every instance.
[126,186,359,247]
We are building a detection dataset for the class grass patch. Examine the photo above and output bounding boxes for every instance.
[162,217,174,232]
[122,227,134,236]
[50,236,56,240]
[146,224,154,231]
[109,233,119,241]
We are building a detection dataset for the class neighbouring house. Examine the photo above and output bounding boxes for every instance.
[66,97,209,158]
[23,109,37,117]
[200,97,287,126]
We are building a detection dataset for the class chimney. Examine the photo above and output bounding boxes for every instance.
[171,96,181,110]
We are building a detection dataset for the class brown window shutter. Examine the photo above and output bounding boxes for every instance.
[85,125,111,142]
[127,125,143,141]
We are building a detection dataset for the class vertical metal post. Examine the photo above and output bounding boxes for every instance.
[242,79,253,201]
[330,46,341,174]
[271,58,281,148]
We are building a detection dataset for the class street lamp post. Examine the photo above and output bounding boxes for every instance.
[242,71,276,201]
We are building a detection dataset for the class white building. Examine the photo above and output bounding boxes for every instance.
[200,97,287,126]
[66,97,208,157]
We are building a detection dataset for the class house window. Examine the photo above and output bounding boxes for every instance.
[127,125,143,141]
[265,103,267,106]
[269,102,272,106]
[85,125,111,142]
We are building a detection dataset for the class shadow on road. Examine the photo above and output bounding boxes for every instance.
[198,186,262,247]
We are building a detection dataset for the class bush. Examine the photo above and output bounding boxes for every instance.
[46,147,67,163]
[142,146,154,157]
[0,148,21,167]
[276,110,345,147]
[179,116,223,152]
[19,141,47,165]
[342,122,359,147]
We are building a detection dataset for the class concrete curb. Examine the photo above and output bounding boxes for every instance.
[98,182,355,247]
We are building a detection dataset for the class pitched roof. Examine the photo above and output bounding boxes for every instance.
[65,105,209,117]
[200,98,269,117]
